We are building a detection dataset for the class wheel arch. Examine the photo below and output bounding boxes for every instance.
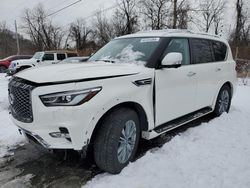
[90,101,149,144]
[212,81,234,109]
[222,81,234,96]
[0,64,8,69]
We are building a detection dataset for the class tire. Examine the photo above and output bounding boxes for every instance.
[213,85,232,117]
[0,65,7,73]
[93,108,140,174]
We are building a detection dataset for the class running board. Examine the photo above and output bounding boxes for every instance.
[153,107,213,134]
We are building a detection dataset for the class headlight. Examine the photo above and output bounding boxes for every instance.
[40,87,102,106]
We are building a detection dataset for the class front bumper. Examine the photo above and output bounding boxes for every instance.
[10,82,99,151]
[19,127,51,148]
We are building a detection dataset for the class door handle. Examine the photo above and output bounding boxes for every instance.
[187,72,196,77]
[215,68,221,72]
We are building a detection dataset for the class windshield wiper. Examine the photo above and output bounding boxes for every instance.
[94,59,115,63]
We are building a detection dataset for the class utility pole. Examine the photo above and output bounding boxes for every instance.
[14,20,20,55]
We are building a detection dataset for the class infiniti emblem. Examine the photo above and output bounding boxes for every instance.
[9,93,15,105]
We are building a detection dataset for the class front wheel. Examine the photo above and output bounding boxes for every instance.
[213,85,232,117]
[93,108,140,174]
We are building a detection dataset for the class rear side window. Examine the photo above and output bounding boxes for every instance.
[57,53,66,60]
[191,39,214,64]
[212,41,227,61]
[43,53,54,61]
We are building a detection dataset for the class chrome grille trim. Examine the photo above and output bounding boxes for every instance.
[8,78,35,123]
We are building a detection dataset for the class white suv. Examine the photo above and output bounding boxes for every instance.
[8,51,77,74]
[9,30,237,174]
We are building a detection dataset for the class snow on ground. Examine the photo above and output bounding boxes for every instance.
[84,83,250,188]
[0,74,25,158]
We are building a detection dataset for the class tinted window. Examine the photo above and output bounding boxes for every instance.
[57,53,66,60]
[163,38,190,65]
[42,53,54,61]
[212,41,227,62]
[191,39,214,64]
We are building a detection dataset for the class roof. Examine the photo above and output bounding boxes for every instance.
[37,50,78,54]
[117,29,228,43]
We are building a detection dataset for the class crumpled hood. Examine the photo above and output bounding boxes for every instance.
[15,62,146,84]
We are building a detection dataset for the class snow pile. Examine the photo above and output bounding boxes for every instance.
[115,44,146,65]
[0,74,25,157]
[84,85,250,188]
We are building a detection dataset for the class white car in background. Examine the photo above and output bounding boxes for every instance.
[9,30,237,174]
[8,51,78,74]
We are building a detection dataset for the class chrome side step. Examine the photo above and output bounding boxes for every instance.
[154,107,213,134]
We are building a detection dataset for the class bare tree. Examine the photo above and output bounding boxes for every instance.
[233,0,250,46]
[197,0,225,33]
[172,0,178,29]
[22,4,65,50]
[176,0,190,29]
[92,12,115,46]
[69,19,92,51]
[117,0,138,34]
[140,0,169,30]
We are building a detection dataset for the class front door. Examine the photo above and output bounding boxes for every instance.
[155,38,197,126]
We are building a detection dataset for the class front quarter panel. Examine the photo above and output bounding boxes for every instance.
[74,68,155,146]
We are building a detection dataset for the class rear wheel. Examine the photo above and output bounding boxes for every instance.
[213,85,232,117]
[0,65,7,73]
[93,108,140,174]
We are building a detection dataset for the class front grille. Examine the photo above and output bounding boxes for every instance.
[8,78,35,123]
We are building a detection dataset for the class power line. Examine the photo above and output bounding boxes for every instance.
[61,2,120,28]
[82,3,120,20]
[46,0,82,18]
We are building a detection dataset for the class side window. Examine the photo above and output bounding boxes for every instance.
[57,53,66,60]
[42,53,54,61]
[163,38,190,65]
[212,41,227,62]
[191,39,214,64]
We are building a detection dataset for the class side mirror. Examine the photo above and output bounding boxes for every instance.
[161,52,182,68]
[37,59,40,63]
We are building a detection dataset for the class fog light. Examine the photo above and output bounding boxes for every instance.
[49,132,70,139]
[49,127,71,142]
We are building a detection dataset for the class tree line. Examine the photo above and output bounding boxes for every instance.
[0,0,250,58]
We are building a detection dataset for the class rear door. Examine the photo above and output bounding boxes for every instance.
[190,38,228,109]
[155,38,197,126]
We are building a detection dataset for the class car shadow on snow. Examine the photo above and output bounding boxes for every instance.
[1,114,213,188]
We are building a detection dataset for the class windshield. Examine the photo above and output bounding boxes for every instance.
[88,37,161,65]
[32,52,43,60]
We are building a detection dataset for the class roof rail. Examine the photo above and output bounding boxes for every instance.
[188,30,220,38]
[136,29,220,38]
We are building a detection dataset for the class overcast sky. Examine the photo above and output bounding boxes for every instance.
[0,0,117,33]
[0,0,242,38]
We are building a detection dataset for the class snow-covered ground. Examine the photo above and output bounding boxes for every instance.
[0,74,26,158]
[0,73,250,188]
